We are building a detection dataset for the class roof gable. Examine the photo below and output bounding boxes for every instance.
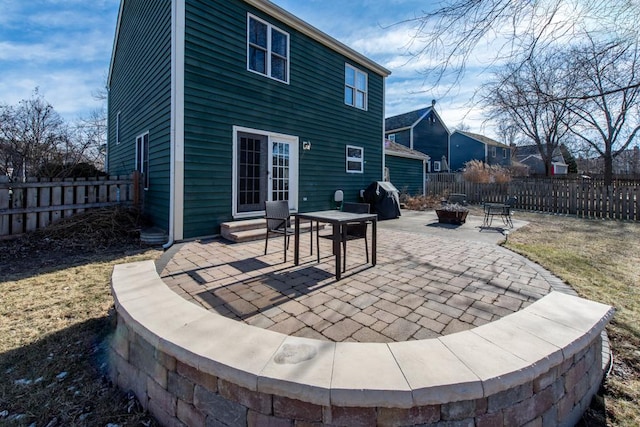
[385,107,432,132]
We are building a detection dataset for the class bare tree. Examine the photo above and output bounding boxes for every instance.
[483,48,577,176]
[565,36,640,185]
[0,90,69,181]
[399,0,640,98]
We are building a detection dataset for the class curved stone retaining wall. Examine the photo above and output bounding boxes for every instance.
[109,261,614,427]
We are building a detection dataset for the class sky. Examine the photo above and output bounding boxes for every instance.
[0,0,492,136]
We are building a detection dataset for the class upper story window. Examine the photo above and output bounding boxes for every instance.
[247,14,289,83]
[346,145,364,173]
[433,160,441,172]
[345,64,367,110]
[388,133,396,142]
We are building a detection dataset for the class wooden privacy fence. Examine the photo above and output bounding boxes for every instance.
[426,177,640,221]
[0,174,139,238]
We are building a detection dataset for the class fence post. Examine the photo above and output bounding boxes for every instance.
[0,176,10,235]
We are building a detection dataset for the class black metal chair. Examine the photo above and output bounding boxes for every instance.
[341,202,370,272]
[501,196,518,228]
[264,200,295,262]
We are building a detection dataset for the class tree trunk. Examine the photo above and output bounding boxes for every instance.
[603,153,613,186]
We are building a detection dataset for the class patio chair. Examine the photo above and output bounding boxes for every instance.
[341,202,370,272]
[264,200,295,262]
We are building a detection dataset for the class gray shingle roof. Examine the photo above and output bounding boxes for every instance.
[385,140,429,159]
[385,107,432,131]
[454,130,509,148]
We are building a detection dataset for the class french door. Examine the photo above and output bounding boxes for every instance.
[234,127,298,217]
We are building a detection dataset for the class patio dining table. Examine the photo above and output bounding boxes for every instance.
[294,210,377,280]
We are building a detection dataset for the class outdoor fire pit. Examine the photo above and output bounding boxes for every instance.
[435,204,469,225]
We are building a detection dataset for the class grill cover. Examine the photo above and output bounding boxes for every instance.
[363,181,401,220]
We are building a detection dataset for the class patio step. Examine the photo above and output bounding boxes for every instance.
[221,218,322,243]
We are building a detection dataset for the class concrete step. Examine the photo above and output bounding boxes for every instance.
[221,218,323,243]
[221,218,266,234]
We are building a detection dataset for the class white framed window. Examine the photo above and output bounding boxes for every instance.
[344,64,367,110]
[388,133,396,142]
[491,146,497,158]
[116,111,121,145]
[136,132,150,190]
[346,145,364,173]
[433,160,441,172]
[503,148,508,159]
[247,14,289,83]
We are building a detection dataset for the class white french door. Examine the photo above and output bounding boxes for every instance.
[233,126,298,218]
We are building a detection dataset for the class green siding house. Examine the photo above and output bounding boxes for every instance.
[384,140,428,196]
[449,130,512,171]
[107,0,390,241]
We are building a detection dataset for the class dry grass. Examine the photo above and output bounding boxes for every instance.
[498,208,640,426]
[0,208,161,426]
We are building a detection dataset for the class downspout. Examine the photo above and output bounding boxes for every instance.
[382,78,386,182]
[164,0,184,250]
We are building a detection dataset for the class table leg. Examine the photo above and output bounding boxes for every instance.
[333,222,341,280]
[294,216,300,266]
[371,219,377,266]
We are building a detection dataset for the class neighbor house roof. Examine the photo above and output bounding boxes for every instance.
[385,107,432,132]
[385,139,430,160]
[454,130,510,148]
[515,144,566,164]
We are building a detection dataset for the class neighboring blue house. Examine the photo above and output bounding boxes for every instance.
[385,104,450,173]
[107,0,390,241]
[515,144,568,175]
[449,130,512,171]
[384,139,429,196]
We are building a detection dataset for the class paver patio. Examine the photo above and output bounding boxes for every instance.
[159,210,573,343]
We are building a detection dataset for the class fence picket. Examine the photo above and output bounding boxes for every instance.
[0,175,137,238]
[424,174,639,221]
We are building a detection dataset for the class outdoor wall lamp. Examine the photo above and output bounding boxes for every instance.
[302,141,311,150]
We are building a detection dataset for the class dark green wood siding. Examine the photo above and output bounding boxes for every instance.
[107,0,172,232]
[183,0,385,238]
[385,155,424,196]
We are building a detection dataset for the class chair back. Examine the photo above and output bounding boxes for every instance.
[343,202,370,214]
[343,202,369,237]
[505,196,518,207]
[264,200,290,231]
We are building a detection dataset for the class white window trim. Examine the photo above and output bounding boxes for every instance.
[345,63,368,110]
[136,132,150,190]
[491,146,497,158]
[231,125,299,219]
[433,160,441,172]
[388,133,396,142]
[247,14,290,84]
[346,145,364,173]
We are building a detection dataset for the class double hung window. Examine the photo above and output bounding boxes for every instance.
[247,15,289,83]
[344,64,367,110]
